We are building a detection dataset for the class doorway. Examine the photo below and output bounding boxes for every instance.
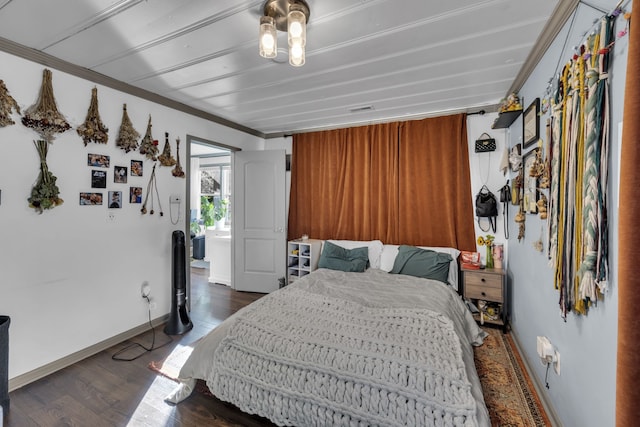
[186,135,238,305]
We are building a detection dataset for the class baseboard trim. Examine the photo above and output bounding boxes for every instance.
[509,327,563,427]
[8,314,169,392]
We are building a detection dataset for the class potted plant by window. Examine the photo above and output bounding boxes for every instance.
[200,196,215,228]
[214,199,228,229]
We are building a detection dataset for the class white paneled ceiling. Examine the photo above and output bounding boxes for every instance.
[0,0,579,137]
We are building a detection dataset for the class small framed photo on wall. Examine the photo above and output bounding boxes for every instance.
[108,191,122,208]
[523,98,540,148]
[91,170,107,188]
[131,160,143,176]
[114,166,127,183]
[130,187,142,203]
[79,192,103,205]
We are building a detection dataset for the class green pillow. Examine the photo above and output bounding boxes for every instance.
[318,241,369,272]
[390,245,453,284]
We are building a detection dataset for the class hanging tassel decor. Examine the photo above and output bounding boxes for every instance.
[139,115,159,161]
[116,104,140,153]
[21,69,71,141]
[172,137,185,178]
[28,140,63,213]
[141,164,163,216]
[158,132,177,166]
[0,79,20,127]
[76,87,109,146]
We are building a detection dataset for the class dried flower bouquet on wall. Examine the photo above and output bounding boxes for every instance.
[0,79,20,127]
[21,69,70,141]
[139,115,159,161]
[116,104,140,153]
[77,87,108,145]
[158,132,176,167]
[172,137,185,178]
[28,140,63,213]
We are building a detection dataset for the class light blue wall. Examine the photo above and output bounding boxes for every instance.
[506,2,628,426]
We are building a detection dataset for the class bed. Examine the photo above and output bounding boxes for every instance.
[167,241,490,426]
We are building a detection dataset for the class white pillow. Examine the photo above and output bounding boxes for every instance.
[325,240,384,270]
[379,244,461,290]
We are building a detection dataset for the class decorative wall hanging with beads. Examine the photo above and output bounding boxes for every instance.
[141,163,163,217]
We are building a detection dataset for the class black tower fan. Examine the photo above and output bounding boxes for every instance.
[164,230,193,335]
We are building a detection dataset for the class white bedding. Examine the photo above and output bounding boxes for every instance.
[167,268,490,426]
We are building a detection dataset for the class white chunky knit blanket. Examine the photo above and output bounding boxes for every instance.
[208,285,479,426]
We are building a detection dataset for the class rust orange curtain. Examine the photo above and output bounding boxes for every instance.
[617,4,639,425]
[288,114,475,251]
[288,123,400,242]
[398,115,475,250]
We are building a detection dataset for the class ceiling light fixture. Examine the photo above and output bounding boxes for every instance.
[259,0,310,67]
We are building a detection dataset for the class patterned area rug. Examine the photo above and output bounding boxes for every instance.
[151,328,551,426]
[474,327,551,426]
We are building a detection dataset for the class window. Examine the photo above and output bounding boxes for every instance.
[200,164,231,225]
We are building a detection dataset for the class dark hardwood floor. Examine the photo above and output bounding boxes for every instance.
[5,266,272,427]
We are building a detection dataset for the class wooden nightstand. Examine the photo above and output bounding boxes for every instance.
[462,267,508,332]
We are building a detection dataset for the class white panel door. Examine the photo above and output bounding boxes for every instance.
[232,150,286,293]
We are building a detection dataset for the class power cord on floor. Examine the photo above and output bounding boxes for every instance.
[111,295,174,362]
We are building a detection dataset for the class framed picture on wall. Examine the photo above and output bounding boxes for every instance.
[114,166,128,183]
[79,192,103,205]
[88,153,110,168]
[91,170,107,188]
[131,160,143,176]
[130,187,142,203]
[522,148,540,213]
[523,98,540,148]
[108,191,122,208]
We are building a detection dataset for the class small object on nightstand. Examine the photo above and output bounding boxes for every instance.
[462,267,508,333]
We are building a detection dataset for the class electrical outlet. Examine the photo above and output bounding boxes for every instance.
[141,281,150,298]
[170,194,181,204]
[149,301,157,309]
[107,211,115,221]
[554,351,561,375]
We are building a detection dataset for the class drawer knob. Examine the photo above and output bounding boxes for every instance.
[481,278,486,282]
[481,292,486,297]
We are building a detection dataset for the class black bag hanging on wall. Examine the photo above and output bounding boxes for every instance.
[475,185,498,232]
[475,132,496,153]
[499,181,511,239]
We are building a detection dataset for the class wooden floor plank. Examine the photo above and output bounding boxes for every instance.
[6,269,268,427]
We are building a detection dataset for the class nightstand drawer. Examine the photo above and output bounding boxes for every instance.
[464,271,502,289]
[465,283,503,302]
